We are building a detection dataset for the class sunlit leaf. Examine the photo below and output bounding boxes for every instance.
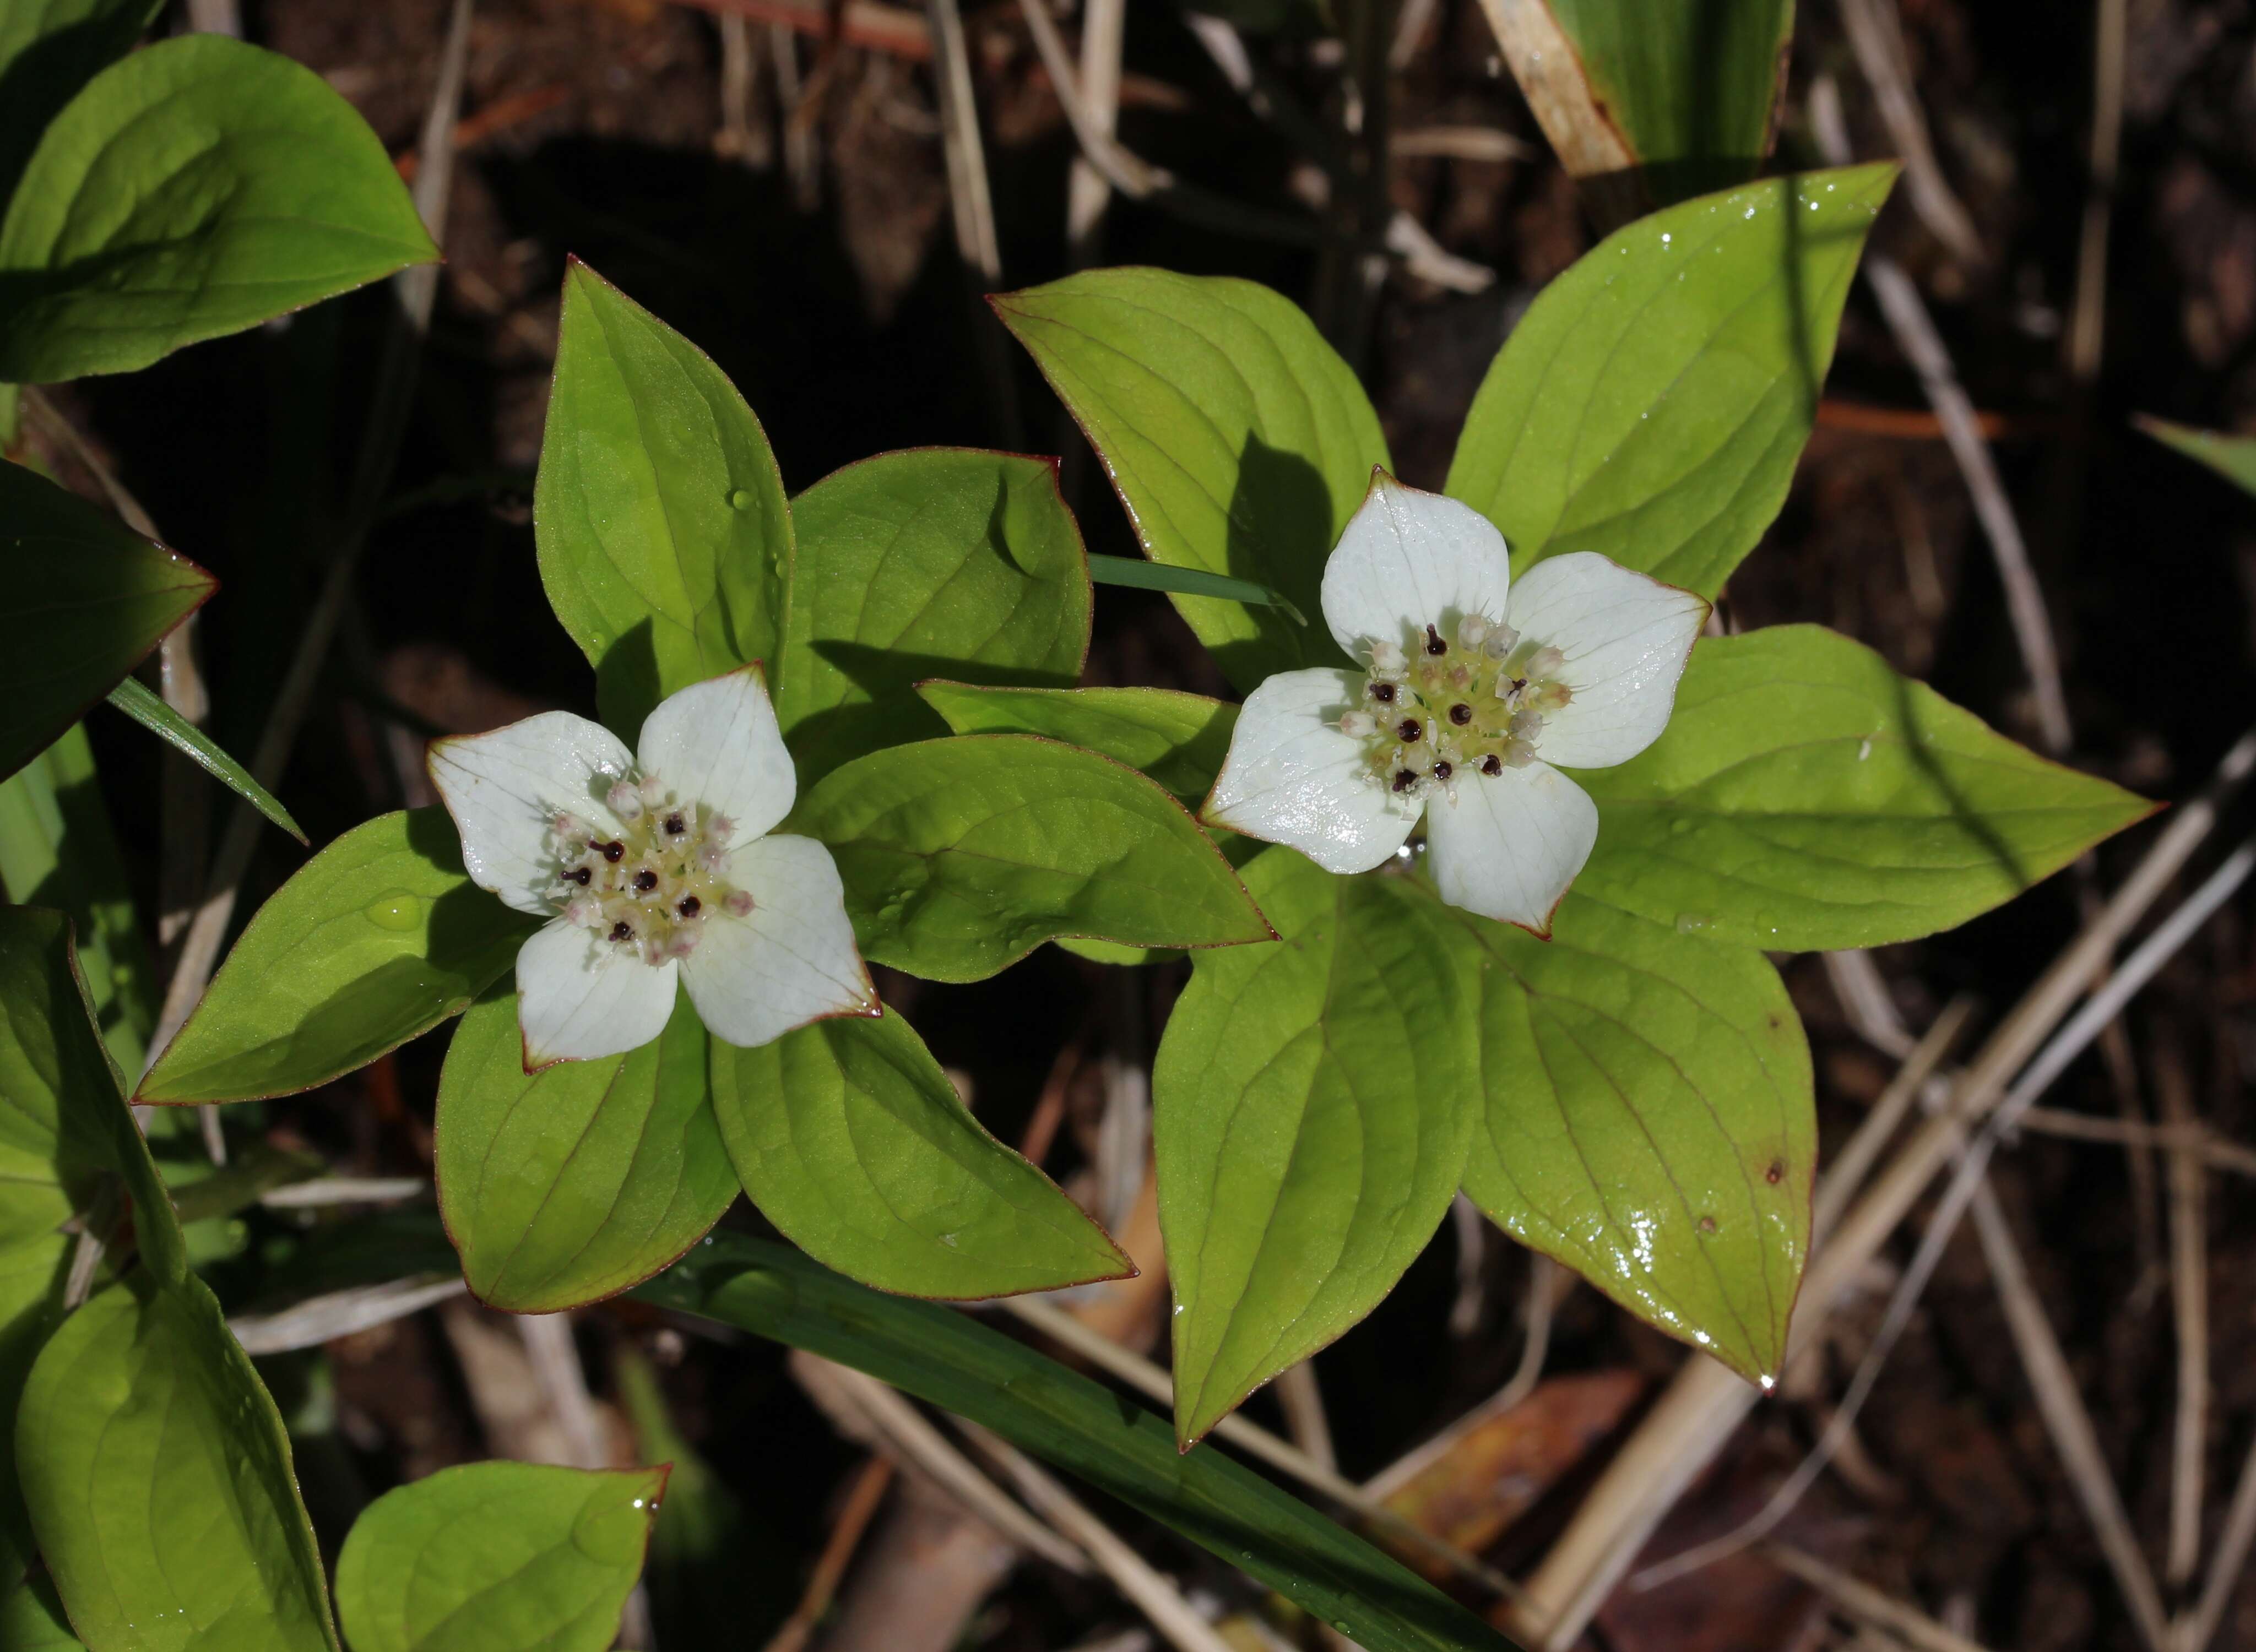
[1445,166,1895,599]
[138,808,535,1104]
[799,734,1271,982]
[0,0,161,208]
[780,447,1089,786]
[536,260,791,732]
[994,268,1388,689]
[1457,893,1812,1383]
[1154,849,1482,1445]
[0,35,436,383]
[917,682,1238,806]
[334,1462,663,1652]
[437,989,736,1312]
[1575,626,2155,950]
[711,1009,1129,1298]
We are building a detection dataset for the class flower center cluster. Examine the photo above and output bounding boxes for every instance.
[550,771,751,966]
[1342,617,1573,805]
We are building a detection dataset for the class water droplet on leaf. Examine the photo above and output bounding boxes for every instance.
[728,488,754,510]
[365,892,423,931]
[1673,911,1714,934]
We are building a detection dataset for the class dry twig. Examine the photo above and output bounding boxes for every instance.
[1835,0,1984,264]
[2156,1042,2210,1588]
[763,1456,896,1652]
[1764,1545,1994,1652]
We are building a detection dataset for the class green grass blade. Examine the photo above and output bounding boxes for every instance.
[1086,555,1309,627]
[635,1235,1516,1652]
[105,676,304,844]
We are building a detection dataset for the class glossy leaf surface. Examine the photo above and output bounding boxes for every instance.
[780,448,1089,785]
[0,0,160,206]
[994,268,1388,688]
[1154,849,1482,1444]
[636,1236,1516,1652]
[0,460,212,783]
[712,1008,1130,1298]
[334,1462,663,1652]
[535,261,791,732]
[18,1273,339,1652]
[138,808,536,1104]
[1457,893,1812,1382]
[799,735,1271,982]
[0,35,436,383]
[438,989,736,1312]
[1445,166,1894,599]
[918,682,1237,805]
[105,676,301,841]
[1575,626,2154,950]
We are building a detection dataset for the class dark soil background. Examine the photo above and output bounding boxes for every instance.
[24,1,2256,1648]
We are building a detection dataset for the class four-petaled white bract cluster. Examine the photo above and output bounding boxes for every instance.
[430,664,876,1067]
[1202,474,1708,935]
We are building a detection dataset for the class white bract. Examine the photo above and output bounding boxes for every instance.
[429,664,876,1067]
[1202,474,1707,934]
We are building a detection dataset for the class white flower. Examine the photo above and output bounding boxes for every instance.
[429,664,877,1067]
[1201,474,1707,936]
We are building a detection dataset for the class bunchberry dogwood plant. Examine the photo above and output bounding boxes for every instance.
[429,663,875,1066]
[1203,475,1706,933]
[0,10,2168,1631]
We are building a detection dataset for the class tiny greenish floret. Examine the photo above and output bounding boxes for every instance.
[1344,618,1572,800]
[550,779,751,966]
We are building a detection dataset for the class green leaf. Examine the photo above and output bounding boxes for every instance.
[0,907,166,1264]
[779,448,1091,786]
[0,0,161,208]
[334,1462,664,1652]
[2134,414,2256,497]
[0,459,213,783]
[917,682,1238,805]
[1444,166,1895,600]
[637,1236,1515,1652]
[437,988,737,1312]
[798,734,1272,982]
[105,675,303,842]
[0,725,159,1074]
[1575,626,2155,950]
[0,35,437,384]
[711,1008,1130,1298]
[0,1571,85,1650]
[18,1271,340,1652]
[993,268,1389,689]
[1154,849,1482,1446]
[535,260,792,733]
[0,1235,70,1576]
[137,808,536,1104]
[1456,893,1812,1383]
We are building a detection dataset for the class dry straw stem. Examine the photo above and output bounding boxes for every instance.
[995,1294,1525,1604]
[1822,948,1919,1059]
[956,1420,1239,1652]
[1970,1180,2170,1648]
[148,0,474,1068]
[2186,1414,2256,1652]
[1810,76,2071,757]
[2155,1044,2209,1588]
[2015,1107,2256,1179]
[1835,0,1985,265]
[928,0,1021,447]
[790,1354,1090,1574]
[1764,1545,1994,1652]
[227,1274,468,1356]
[1065,0,1126,261]
[1812,996,1977,1242]
[1509,726,2256,1648]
